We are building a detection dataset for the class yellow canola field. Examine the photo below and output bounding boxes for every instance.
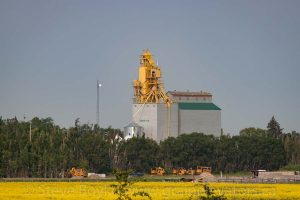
[1,182,300,200]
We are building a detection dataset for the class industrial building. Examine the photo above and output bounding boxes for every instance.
[125,50,221,141]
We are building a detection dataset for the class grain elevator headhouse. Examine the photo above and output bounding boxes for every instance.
[131,50,221,142]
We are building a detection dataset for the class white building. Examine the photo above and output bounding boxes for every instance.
[132,91,221,142]
[123,122,143,140]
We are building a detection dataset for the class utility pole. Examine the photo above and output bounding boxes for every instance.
[97,80,102,127]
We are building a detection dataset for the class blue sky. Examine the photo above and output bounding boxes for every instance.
[1,0,299,134]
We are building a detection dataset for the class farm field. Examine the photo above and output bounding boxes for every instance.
[1,182,300,200]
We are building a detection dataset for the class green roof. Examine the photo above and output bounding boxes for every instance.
[178,103,221,110]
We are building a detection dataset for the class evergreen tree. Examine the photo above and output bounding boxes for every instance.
[267,116,283,139]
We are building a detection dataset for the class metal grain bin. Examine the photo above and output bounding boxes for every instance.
[124,122,143,140]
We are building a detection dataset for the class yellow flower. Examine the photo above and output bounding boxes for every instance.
[1,182,300,199]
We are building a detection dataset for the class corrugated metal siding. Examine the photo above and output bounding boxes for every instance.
[179,109,221,137]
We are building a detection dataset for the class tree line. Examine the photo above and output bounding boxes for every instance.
[0,116,299,178]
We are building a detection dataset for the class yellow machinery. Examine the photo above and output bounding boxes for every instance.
[196,166,212,174]
[173,166,211,176]
[172,168,178,175]
[133,50,172,106]
[177,167,187,175]
[150,167,165,176]
[187,168,196,175]
[173,167,187,175]
[69,167,87,178]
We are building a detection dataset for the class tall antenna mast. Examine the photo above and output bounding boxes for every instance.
[96,80,101,127]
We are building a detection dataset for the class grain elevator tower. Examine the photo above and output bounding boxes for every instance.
[133,50,171,106]
[131,50,221,142]
[132,50,173,141]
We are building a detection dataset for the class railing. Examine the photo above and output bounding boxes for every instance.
[218,177,300,183]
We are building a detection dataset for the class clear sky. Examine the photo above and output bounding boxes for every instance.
[1,0,299,134]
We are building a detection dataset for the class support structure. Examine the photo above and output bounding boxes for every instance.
[133,50,172,106]
[132,50,172,138]
[96,80,101,127]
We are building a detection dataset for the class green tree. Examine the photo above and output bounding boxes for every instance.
[235,134,286,170]
[282,131,300,165]
[0,116,293,178]
[267,116,283,139]
[239,127,267,137]
[121,137,159,172]
[160,133,216,169]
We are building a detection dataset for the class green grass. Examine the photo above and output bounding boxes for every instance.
[280,164,300,171]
